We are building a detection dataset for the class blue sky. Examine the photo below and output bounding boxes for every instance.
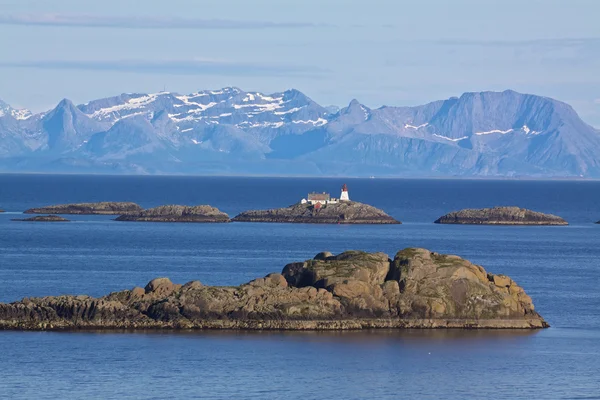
[1,0,599,126]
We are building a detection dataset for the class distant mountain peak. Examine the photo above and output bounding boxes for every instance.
[339,99,370,121]
[0,99,32,120]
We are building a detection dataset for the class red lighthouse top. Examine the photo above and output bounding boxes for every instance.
[342,184,348,192]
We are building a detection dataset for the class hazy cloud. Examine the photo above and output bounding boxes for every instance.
[434,38,600,47]
[0,13,325,29]
[0,59,329,78]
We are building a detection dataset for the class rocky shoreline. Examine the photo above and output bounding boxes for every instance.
[115,205,230,223]
[12,215,70,222]
[232,201,400,224]
[435,207,568,225]
[0,248,548,331]
[25,202,143,215]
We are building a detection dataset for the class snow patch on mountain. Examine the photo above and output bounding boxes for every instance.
[274,106,305,115]
[291,118,328,126]
[405,123,429,130]
[474,126,542,136]
[433,134,468,142]
[522,125,541,135]
[474,128,514,136]
[88,93,161,120]
[0,101,32,120]
[238,121,285,129]
[360,105,370,121]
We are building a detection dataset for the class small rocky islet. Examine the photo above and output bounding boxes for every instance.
[12,215,70,222]
[234,185,399,224]
[435,206,568,225]
[115,205,230,223]
[24,202,143,215]
[233,201,400,224]
[0,248,547,331]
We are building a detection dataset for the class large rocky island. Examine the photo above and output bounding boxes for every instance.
[0,248,547,331]
[435,207,568,225]
[25,202,143,215]
[233,201,400,224]
[115,205,230,223]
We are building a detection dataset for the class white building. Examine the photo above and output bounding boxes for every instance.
[300,184,350,205]
[304,192,335,205]
[340,184,350,201]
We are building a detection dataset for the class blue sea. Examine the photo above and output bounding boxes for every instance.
[1,175,599,399]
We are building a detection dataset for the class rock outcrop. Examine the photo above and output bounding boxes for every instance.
[232,201,400,224]
[24,202,142,215]
[115,205,230,223]
[435,207,568,225]
[12,215,70,222]
[0,248,547,331]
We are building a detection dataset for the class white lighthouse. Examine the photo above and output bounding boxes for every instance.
[340,184,350,201]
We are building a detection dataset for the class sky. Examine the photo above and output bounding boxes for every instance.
[0,0,599,127]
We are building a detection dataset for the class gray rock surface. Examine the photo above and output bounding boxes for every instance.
[25,202,142,215]
[115,205,230,222]
[12,215,70,222]
[0,248,548,330]
[232,201,400,224]
[434,207,568,225]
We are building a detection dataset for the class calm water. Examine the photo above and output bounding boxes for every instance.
[1,175,599,399]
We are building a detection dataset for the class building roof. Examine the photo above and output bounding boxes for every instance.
[308,192,330,201]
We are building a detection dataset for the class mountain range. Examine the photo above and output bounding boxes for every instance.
[1,87,599,178]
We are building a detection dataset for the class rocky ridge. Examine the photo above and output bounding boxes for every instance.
[0,248,547,331]
[232,201,400,224]
[25,202,143,215]
[115,205,230,223]
[434,207,568,225]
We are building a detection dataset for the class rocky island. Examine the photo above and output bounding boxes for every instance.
[115,205,230,223]
[233,202,399,224]
[24,202,143,215]
[234,185,399,224]
[435,206,568,225]
[0,248,547,331]
[12,215,70,222]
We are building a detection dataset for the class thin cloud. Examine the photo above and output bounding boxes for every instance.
[0,13,327,29]
[433,37,600,48]
[0,59,329,78]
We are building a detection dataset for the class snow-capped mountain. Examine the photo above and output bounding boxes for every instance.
[1,88,599,177]
[0,100,32,121]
